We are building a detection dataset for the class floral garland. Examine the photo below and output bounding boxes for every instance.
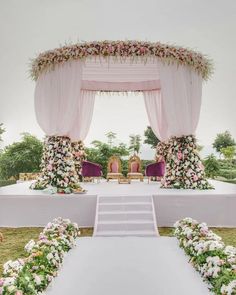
[174,217,236,295]
[71,141,87,181]
[30,136,82,194]
[0,218,80,295]
[161,135,213,189]
[30,40,213,80]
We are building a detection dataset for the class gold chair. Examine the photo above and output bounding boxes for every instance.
[107,156,123,181]
[127,155,144,182]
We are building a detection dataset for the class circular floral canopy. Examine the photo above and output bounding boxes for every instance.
[30,40,213,81]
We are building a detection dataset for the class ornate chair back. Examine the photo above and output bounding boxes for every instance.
[128,155,142,173]
[107,156,122,173]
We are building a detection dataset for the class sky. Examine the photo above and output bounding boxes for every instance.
[0,0,235,159]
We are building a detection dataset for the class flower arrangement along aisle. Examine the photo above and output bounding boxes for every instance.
[71,141,87,181]
[161,135,213,189]
[0,217,80,295]
[30,136,84,194]
[174,217,236,295]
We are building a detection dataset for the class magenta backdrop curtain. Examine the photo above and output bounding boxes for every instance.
[143,90,169,141]
[158,63,202,138]
[34,60,83,136]
[69,90,96,141]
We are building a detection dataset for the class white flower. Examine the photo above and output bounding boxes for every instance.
[47,253,54,260]
[25,239,36,253]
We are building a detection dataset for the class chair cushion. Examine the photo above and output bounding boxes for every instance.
[131,162,139,173]
[111,161,119,173]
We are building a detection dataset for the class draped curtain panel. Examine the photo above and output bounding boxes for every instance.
[158,63,202,137]
[34,60,83,136]
[143,90,169,141]
[69,90,96,141]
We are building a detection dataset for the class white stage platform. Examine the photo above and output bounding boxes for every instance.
[0,180,236,227]
[45,237,211,295]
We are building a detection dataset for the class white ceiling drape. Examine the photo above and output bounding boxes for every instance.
[143,90,169,141]
[34,58,202,143]
[34,60,83,137]
[69,90,96,141]
[158,63,202,138]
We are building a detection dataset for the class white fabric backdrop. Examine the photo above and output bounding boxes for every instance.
[158,63,202,138]
[143,90,169,141]
[35,60,83,136]
[69,90,96,141]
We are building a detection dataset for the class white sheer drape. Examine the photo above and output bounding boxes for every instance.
[34,60,83,136]
[158,63,202,137]
[69,90,96,141]
[143,90,169,141]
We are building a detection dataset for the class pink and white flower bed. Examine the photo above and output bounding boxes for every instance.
[0,218,80,295]
[174,217,236,294]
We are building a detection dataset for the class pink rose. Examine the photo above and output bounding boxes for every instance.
[177,152,183,160]
[16,291,23,295]
[47,164,53,171]
[193,175,198,181]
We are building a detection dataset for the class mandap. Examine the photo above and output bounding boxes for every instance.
[30,40,213,193]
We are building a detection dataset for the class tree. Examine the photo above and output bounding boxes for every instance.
[204,154,220,179]
[220,146,236,163]
[213,131,236,154]
[0,123,5,143]
[129,134,142,155]
[0,133,43,179]
[86,140,129,176]
[144,126,160,149]
[105,131,117,147]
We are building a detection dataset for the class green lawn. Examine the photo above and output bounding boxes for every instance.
[0,227,236,276]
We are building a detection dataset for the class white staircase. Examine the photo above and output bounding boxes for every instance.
[93,195,159,237]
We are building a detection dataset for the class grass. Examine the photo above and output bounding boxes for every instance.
[0,227,236,276]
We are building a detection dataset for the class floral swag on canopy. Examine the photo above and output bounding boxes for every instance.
[30,40,214,192]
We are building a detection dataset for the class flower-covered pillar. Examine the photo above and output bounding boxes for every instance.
[158,62,213,189]
[161,135,212,189]
[31,136,79,192]
[156,141,169,162]
[32,60,83,193]
[71,141,87,181]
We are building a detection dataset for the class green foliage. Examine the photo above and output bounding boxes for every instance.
[105,131,117,146]
[220,145,236,162]
[213,131,236,154]
[129,134,142,154]
[0,180,16,187]
[86,140,129,176]
[0,123,5,143]
[218,168,236,180]
[143,126,160,149]
[0,133,43,180]
[204,154,220,179]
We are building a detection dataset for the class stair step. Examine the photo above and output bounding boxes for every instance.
[95,230,157,237]
[98,210,153,215]
[98,204,153,212]
[98,220,154,225]
[99,196,152,203]
[97,222,155,231]
[98,212,154,222]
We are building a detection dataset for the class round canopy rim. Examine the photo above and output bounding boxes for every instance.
[30,40,213,81]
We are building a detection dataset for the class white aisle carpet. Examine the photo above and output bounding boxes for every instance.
[46,237,211,295]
